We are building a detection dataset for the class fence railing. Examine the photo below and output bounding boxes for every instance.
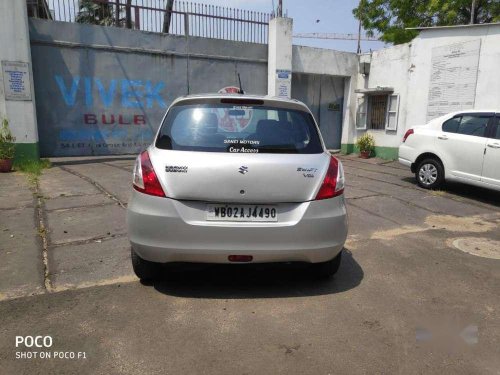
[27,0,271,44]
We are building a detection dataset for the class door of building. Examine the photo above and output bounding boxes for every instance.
[291,73,345,150]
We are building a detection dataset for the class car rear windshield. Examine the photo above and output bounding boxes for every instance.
[155,103,323,154]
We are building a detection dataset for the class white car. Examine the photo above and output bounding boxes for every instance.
[399,110,500,191]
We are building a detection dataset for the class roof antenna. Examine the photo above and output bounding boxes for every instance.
[237,73,245,94]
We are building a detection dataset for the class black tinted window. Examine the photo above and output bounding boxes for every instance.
[156,104,323,154]
[442,117,460,133]
[457,115,490,137]
[494,118,500,140]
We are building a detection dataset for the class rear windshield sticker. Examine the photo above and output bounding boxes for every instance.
[224,139,260,145]
[228,145,259,153]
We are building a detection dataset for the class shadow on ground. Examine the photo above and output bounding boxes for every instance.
[401,177,500,207]
[444,182,500,206]
[50,156,136,166]
[144,249,363,299]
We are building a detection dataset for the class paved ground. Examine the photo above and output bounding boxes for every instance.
[0,154,499,374]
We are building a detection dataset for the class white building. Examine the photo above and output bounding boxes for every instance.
[341,23,500,159]
[2,1,499,160]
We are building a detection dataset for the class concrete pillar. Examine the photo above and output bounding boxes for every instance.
[267,17,293,98]
[0,0,39,161]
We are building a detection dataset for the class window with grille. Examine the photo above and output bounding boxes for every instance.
[368,95,387,130]
[356,94,400,131]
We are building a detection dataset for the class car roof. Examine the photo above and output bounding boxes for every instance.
[170,93,311,112]
[445,109,500,116]
[424,110,500,128]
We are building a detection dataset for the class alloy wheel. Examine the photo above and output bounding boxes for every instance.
[418,163,438,186]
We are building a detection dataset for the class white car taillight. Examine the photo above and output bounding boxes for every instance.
[315,156,345,200]
[403,129,414,143]
[132,151,166,197]
[133,155,144,190]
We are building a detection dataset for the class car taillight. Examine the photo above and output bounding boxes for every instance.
[133,151,166,197]
[315,156,345,200]
[403,129,414,143]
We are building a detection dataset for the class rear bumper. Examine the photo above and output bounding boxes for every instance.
[127,191,348,264]
[398,157,412,167]
[398,144,417,171]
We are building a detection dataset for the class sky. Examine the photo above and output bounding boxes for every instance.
[197,0,388,52]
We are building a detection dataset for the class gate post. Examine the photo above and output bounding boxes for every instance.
[0,0,39,161]
[267,17,293,98]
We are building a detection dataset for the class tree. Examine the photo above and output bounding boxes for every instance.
[76,0,115,26]
[353,0,500,44]
[75,0,128,27]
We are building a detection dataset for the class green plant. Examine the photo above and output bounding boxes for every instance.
[356,133,375,152]
[0,118,16,160]
[13,159,51,186]
[76,0,127,26]
[354,0,500,45]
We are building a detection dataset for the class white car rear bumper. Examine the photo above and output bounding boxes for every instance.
[398,157,412,168]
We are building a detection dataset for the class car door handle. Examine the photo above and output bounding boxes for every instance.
[487,143,500,149]
[438,135,448,140]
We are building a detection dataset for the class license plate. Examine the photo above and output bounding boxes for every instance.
[206,204,278,222]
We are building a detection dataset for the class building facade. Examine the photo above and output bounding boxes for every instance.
[1,0,499,160]
[341,23,500,159]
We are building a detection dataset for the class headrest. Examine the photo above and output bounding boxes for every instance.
[256,119,280,134]
[198,113,219,135]
[204,113,218,128]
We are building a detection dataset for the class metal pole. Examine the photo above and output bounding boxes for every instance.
[357,1,362,54]
[278,0,282,17]
[470,0,477,24]
[115,0,120,27]
[134,6,140,29]
[357,18,362,53]
[125,0,132,29]
[184,13,190,36]
[163,0,175,33]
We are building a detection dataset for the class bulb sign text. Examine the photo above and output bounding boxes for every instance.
[43,74,169,156]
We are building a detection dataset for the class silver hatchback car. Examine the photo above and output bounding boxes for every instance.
[127,94,348,280]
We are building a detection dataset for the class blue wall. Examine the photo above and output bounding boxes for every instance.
[29,19,268,156]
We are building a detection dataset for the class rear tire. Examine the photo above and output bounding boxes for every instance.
[311,250,342,279]
[415,158,444,189]
[131,248,161,281]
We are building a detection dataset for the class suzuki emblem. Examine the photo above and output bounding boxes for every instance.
[239,166,249,174]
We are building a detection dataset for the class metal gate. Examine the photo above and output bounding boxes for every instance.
[291,73,344,150]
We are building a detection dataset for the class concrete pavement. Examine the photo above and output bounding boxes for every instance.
[0,154,499,374]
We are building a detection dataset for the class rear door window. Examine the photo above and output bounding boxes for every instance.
[456,115,491,137]
[493,117,500,140]
[442,115,492,137]
[156,103,323,154]
[442,117,460,133]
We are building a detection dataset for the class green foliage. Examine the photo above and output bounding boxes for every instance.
[14,158,51,175]
[354,0,500,44]
[356,133,376,152]
[76,0,120,26]
[14,159,51,185]
[0,118,16,160]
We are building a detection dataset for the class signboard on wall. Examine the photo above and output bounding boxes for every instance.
[31,49,268,157]
[426,40,481,121]
[30,20,268,157]
[1,61,32,101]
[275,69,291,98]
